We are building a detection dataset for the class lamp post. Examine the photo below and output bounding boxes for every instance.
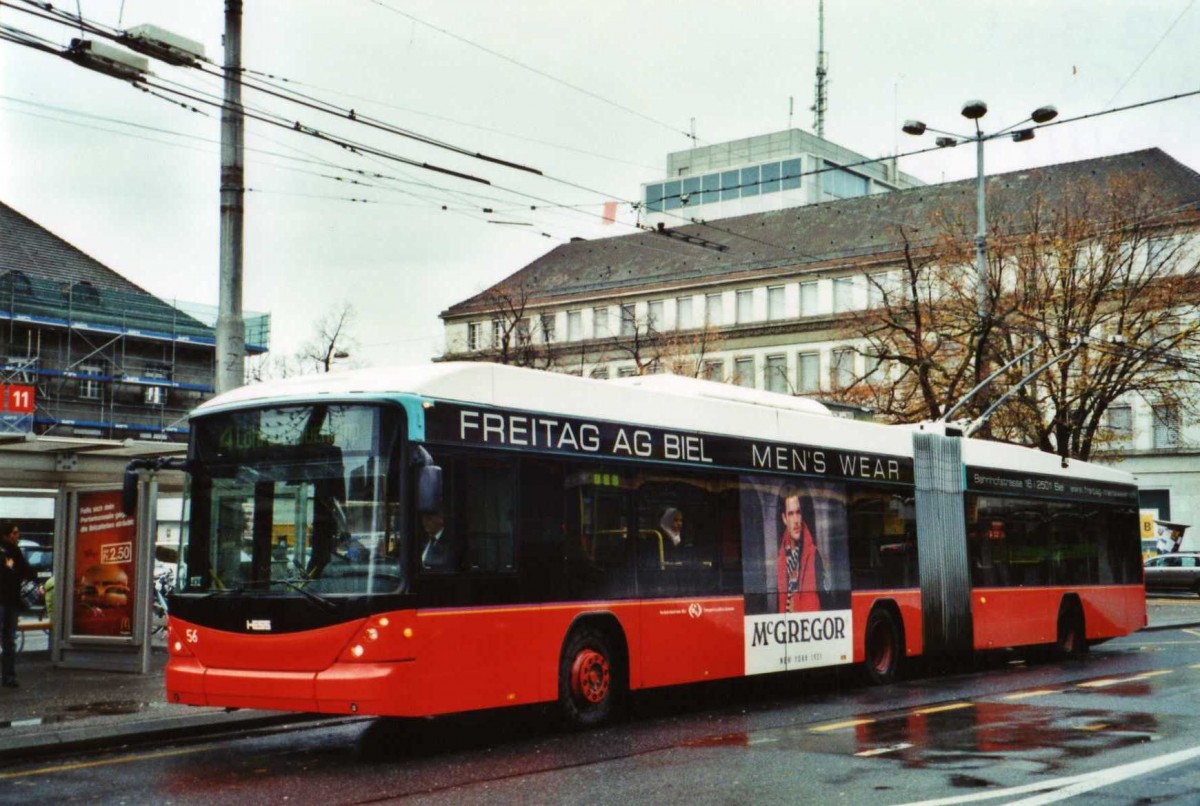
[901,101,1058,393]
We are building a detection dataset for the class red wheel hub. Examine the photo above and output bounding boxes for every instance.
[570,649,610,705]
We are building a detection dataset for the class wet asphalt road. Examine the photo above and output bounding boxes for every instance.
[5,619,1200,805]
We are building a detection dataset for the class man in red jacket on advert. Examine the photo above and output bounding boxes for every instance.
[776,488,828,614]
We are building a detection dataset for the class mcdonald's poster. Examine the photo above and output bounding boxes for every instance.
[72,490,136,637]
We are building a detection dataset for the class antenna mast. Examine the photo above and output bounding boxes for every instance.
[812,0,828,137]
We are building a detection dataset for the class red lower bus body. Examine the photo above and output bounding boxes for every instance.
[165,585,1144,717]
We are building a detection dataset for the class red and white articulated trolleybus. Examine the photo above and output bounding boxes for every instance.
[162,363,1144,726]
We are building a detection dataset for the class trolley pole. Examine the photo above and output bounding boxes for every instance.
[215,0,246,394]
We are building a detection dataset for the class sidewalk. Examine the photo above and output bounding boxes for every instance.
[2,600,1198,761]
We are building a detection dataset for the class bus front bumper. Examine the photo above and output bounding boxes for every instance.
[166,657,418,716]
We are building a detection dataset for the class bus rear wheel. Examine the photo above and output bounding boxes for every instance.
[558,627,622,728]
[864,608,902,685]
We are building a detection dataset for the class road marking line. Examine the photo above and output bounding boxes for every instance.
[1078,677,1121,688]
[914,702,972,715]
[855,742,912,757]
[0,746,206,780]
[1132,670,1173,680]
[893,743,1200,805]
[1183,629,1200,639]
[810,718,874,732]
[1003,689,1058,700]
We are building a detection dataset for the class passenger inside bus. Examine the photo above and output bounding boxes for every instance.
[660,508,683,547]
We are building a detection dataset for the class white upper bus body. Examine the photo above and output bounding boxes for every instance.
[193,362,1133,487]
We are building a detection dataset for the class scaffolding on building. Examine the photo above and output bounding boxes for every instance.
[0,270,270,441]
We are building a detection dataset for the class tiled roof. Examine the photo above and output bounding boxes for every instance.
[444,148,1200,317]
[0,200,210,336]
[0,201,155,294]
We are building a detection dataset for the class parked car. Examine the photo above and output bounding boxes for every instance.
[1143,552,1200,596]
[18,538,53,611]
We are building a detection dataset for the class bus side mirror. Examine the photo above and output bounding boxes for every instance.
[417,465,443,514]
[122,467,140,516]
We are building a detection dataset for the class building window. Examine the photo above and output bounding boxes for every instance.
[590,366,610,380]
[702,360,724,382]
[620,304,637,337]
[144,365,169,406]
[834,278,855,313]
[1107,404,1132,446]
[867,274,888,308]
[1153,404,1181,449]
[705,294,723,326]
[593,306,610,337]
[647,300,664,330]
[515,318,531,345]
[491,319,503,349]
[720,170,739,201]
[78,362,102,400]
[734,357,755,388]
[767,286,785,320]
[765,354,788,394]
[467,322,482,351]
[797,352,820,392]
[799,282,819,316]
[736,290,754,324]
[617,366,638,378]
[832,349,856,388]
[540,313,555,343]
[567,310,583,341]
[1147,237,1173,270]
[677,297,694,330]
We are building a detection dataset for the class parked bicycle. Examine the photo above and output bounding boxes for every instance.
[151,565,174,636]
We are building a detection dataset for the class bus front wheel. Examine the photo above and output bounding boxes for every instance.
[864,608,902,685]
[558,626,622,728]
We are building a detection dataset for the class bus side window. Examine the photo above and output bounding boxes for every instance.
[458,455,517,573]
[564,468,634,600]
[634,474,722,598]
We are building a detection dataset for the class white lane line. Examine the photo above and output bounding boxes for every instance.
[854,742,912,757]
[895,744,1200,805]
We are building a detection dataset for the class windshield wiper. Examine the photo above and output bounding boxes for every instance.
[270,578,338,611]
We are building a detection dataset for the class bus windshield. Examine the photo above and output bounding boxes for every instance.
[180,403,406,597]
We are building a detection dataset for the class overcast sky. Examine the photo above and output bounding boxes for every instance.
[2,1,1199,370]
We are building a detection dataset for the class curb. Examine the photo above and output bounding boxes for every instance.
[1138,620,1200,633]
[0,711,364,762]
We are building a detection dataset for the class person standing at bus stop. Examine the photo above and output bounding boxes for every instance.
[776,487,828,613]
[0,521,34,688]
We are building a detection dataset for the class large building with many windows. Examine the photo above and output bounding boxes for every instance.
[640,128,923,229]
[441,147,1200,546]
[0,200,269,442]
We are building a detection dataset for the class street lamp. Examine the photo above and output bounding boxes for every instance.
[902,100,1058,388]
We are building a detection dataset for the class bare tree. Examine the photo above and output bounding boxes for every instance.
[837,178,1200,460]
[298,302,358,373]
[476,279,555,369]
[601,301,725,378]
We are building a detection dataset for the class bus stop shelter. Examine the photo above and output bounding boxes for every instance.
[0,432,185,673]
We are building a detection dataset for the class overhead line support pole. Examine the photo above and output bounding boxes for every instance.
[216,0,246,394]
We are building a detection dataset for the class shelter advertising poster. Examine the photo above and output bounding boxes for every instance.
[72,490,135,637]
